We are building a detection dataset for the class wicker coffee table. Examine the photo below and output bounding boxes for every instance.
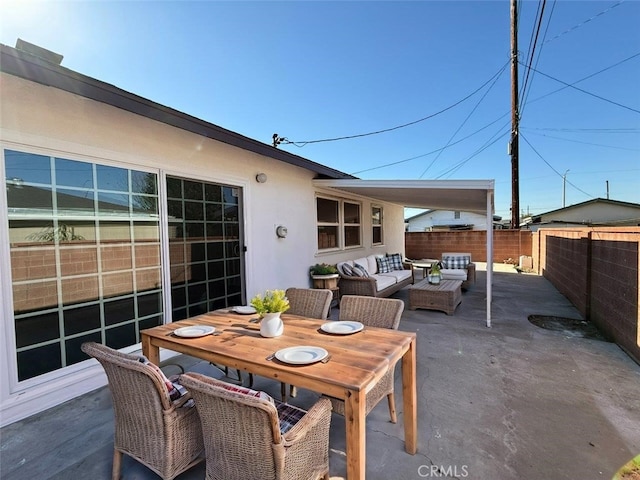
[409,279,463,315]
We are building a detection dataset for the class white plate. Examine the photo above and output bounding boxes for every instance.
[275,346,329,365]
[173,325,215,338]
[321,321,364,335]
[232,306,257,315]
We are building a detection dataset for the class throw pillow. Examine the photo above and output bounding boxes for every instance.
[386,253,404,271]
[276,402,307,434]
[213,381,275,404]
[138,355,193,406]
[442,255,469,269]
[376,256,392,274]
[352,263,370,278]
[340,263,354,276]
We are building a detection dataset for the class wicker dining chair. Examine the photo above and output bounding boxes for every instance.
[328,295,405,423]
[285,287,333,320]
[280,287,333,400]
[179,372,332,480]
[81,342,204,480]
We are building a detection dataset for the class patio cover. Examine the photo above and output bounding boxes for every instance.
[312,179,495,326]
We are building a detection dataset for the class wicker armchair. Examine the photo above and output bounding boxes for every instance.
[81,342,204,480]
[179,372,332,480]
[327,295,405,423]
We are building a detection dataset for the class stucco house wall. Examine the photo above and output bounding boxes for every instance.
[0,69,406,425]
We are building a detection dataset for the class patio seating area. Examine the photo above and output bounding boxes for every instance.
[2,264,639,480]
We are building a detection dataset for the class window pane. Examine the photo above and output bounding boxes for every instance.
[5,150,51,185]
[97,165,128,192]
[7,184,53,211]
[131,171,157,195]
[344,226,360,247]
[373,226,382,244]
[344,202,360,224]
[372,207,382,225]
[55,158,93,188]
[317,198,338,223]
[318,226,338,249]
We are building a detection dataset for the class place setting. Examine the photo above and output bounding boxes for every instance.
[267,346,331,365]
[318,321,364,336]
[166,325,221,338]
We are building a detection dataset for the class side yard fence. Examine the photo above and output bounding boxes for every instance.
[533,227,639,363]
[405,228,640,363]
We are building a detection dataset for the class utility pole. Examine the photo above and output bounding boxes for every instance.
[510,0,520,229]
[562,169,569,207]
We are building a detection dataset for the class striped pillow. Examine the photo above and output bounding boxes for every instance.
[352,263,370,278]
[340,263,354,276]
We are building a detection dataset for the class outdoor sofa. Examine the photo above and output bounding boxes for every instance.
[337,253,414,298]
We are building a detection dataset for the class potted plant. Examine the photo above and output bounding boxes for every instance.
[250,289,290,337]
[428,262,442,285]
[309,263,339,289]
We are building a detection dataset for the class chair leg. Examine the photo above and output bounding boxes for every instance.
[112,449,122,480]
[290,385,297,398]
[387,393,397,424]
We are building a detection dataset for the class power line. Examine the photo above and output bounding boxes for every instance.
[274,60,510,148]
[543,0,625,45]
[519,0,549,113]
[436,124,511,179]
[418,62,508,178]
[520,132,595,198]
[350,111,511,175]
[520,0,556,115]
[521,129,640,151]
[524,51,640,107]
[520,63,640,114]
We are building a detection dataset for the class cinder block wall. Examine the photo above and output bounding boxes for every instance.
[404,230,532,262]
[533,227,640,364]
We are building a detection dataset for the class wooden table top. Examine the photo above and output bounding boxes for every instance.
[142,311,415,399]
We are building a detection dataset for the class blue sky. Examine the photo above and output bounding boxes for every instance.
[2,0,639,220]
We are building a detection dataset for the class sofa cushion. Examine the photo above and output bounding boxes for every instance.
[370,274,396,292]
[376,256,392,274]
[379,269,412,283]
[352,263,370,278]
[386,253,404,271]
[365,255,379,275]
[441,268,467,281]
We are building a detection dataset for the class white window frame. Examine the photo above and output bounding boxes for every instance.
[316,195,362,251]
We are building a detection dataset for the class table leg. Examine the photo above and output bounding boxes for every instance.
[344,388,366,480]
[141,335,160,365]
[402,338,418,454]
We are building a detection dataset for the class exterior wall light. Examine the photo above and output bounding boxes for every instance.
[276,225,288,238]
[256,173,267,183]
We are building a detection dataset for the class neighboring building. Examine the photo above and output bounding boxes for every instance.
[521,198,640,232]
[405,209,501,231]
[0,41,411,425]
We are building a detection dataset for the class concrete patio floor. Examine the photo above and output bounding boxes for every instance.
[2,264,639,480]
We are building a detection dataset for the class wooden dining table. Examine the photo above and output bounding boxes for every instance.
[141,310,417,480]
